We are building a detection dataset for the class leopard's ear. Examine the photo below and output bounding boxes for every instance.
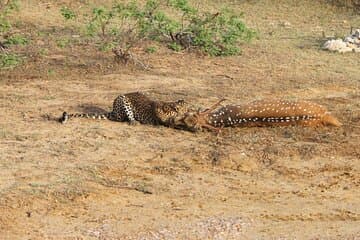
[176,99,185,104]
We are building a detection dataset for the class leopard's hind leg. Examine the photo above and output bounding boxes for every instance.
[111,95,140,125]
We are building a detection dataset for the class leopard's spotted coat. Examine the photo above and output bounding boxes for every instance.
[60,92,192,126]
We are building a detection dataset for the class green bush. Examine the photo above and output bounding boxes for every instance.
[168,42,181,51]
[4,34,28,45]
[60,6,76,21]
[86,6,114,37]
[0,0,19,33]
[0,53,21,69]
[56,38,70,48]
[145,46,157,53]
[79,0,255,56]
[168,1,256,56]
[0,1,23,69]
[98,41,117,52]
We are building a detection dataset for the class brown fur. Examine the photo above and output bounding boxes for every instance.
[172,99,341,132]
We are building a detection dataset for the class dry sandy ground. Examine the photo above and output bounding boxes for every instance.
[1,0,360,239]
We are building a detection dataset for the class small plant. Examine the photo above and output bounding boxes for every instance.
[86,6,114,37]
[98,41,116,52]
[60,6,76,21]
[145,46,157,53]
[39,48,48,56]
[168,42,181,51]
[4,34,28,45]
[47,69,55,76]
[112,46,150,70]
[167,1,256,56]
[56,38,70,48]
[0,0,19,33]
[0,53,21,68]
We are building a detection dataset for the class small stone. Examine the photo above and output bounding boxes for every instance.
[37,40,45,46]
[281,21,291,28]
[346,42,357,49]
[323,39,352,53]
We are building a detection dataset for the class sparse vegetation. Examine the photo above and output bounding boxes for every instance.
[4,34,28,45]
[98,41,116,52]
[168,41,182,51]
[0,1,24,69]
[56,38,70,48]
[0,53,21,68]
[145,46,157,53]
[85,6,115,38]
[60,6,76,21]
[60,0,255,65]
[167,1,256,55]
[0,0,19,34]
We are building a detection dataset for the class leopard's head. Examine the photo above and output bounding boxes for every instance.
[155,99,194,125]
[164,99,227,132]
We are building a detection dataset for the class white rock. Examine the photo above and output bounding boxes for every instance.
[323,39,347,51]
[338,47,353,53]
[323,28,360,53]
[346,42,357,49]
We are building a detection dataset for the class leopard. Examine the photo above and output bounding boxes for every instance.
[59,92,193,127]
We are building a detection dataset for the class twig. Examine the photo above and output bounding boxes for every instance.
[112,47,150,70]
[0,42,8,52]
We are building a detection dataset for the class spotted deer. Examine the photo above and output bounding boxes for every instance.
[172,99,342,132]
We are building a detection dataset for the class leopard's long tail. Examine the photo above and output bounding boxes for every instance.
[60,112,112,124]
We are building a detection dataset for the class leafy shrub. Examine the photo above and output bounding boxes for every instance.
[0,0,19,34]
[98,41,117,52]
[0,53,21,68]
[145,46,157,53]
[60,6,76,21]
[56,38,70,48]
[76,0,255,56]
[86,6,114,37]
[168,42,181,51]
[4,34,28,45]
[0,1,24,69]
[167,1,256,56]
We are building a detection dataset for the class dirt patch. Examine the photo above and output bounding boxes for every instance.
[1,0,360,239]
